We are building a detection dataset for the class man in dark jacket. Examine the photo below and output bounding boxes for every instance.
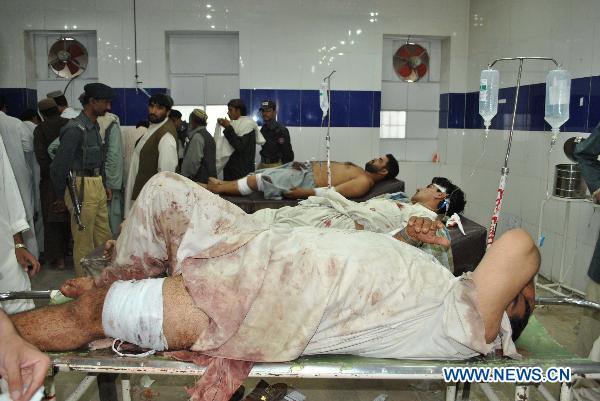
[217,99,263,180]
[33,98,70,269]
[180,109,216,184]
[258,100,294,169]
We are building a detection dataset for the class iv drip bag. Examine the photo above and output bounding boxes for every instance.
[479,68,499,129]
[320,81,329,118]
[545,68,571,133]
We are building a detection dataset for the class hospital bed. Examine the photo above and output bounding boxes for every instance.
[40,314,600,401]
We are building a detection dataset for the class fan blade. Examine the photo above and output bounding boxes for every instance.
[416,63,428,77]
[398,47,410,59]
[67,43,84,59]
[48,57,59,66]
[398,65,411,78]
[66,61,79,75]
[70,59,86,71]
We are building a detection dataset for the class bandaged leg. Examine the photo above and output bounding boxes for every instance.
[102,278,168,351]
[11,276,207,352]
[237,177,253,195]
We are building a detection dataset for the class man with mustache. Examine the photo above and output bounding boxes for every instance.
[124,93,178,213]
[207,154,399,200]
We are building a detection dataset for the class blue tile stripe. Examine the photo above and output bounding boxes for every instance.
[440,75,600,133]
[3,87,380,127]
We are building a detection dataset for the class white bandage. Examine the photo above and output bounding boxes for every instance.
[237,177,253,195]
[255,174,264,192]
[102,278,168,351]
[314,187,328,197]
[432,183,447,193]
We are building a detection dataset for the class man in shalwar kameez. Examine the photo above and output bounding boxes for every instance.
[12,172,539,401]
[98,112,124,234]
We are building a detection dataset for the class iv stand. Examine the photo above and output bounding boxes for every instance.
[485,57,559,248]
[323,70,336,188]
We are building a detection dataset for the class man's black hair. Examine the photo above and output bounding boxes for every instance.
[53,94,68,107]
[148,93,173,111]
[169,109,182,120]
[509,295,533,341]
[0,96,6,110]
[431,177,466,215]
[227,99,247,116]
[384,154,399,180]
[20,108,38,122]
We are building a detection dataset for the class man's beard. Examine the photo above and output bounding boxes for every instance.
[148,113,164,123]
[364,161,380,173]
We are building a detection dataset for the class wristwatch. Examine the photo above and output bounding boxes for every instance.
[399,228,423,248]
[14,243,27,250]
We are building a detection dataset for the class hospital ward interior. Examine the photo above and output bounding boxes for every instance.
[2,0,600,401]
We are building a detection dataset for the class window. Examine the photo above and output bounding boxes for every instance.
[380,111,406,139]
[171,105,229,136]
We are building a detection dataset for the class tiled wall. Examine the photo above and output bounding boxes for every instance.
[438,0,600,292]
[0,0,470,164]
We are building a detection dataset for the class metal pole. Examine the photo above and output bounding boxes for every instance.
[515,384,530,401]
[64,374,98,401]
[479,383,502,401]
[446,384,457,401]
[323,70,335,189]
[485,56,560,246]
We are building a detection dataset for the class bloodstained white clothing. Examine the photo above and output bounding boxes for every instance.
[124,118,178,213]
[0,136,34,313]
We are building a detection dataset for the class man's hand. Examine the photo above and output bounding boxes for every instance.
[283,187,313,199]
[0,314,50,401]
[103,239,117,259]
[106,187,113,201]
[403,217,451,248]
[15,248,41,277]
[217,118,231,128]
[50,200,66,213]
[60,276,95,298]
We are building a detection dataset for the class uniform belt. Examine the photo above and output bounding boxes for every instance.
[73,168,101,177]
[261,157,281,164]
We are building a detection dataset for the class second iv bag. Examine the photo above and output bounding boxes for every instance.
[479,68,499,130]
[319,81,329,118]
[545,68,571,134]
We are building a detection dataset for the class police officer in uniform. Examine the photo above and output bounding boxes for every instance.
[258,100,294,169]
[50,83,113,277]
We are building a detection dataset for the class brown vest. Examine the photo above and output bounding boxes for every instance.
[131,119,177,200]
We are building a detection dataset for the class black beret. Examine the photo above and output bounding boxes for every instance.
[84,83,115,100]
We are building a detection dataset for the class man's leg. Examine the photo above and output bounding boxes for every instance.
[92,178,112,248]
[207,175,258,195]
[471,229,540,343]
[10,276,206,352]
[65,178,98,277]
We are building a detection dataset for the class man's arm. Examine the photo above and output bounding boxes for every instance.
[575,123,600,202]
[223,126,254,152]
[0,310,50,401]
[279,126,294,163]
[157,133,178,172]
[180,135,205,178]
[333,176,372,198]
[50,126,80,198]
[13,232,41,276]
[104,124,123,190]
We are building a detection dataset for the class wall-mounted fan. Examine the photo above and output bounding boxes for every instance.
[48,37,88,79]
[393,42,429,82]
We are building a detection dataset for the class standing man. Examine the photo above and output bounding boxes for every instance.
[180,108,216,184]
[0,135,41,314]
[20,109,43,254]
[34,98,70,270]
[47,90,79,118]
[258,100,294,169]
[215,98,264,180]
[124,93,177,213]
[575,123,600,358]
[0,96,38,258]
[50,83,113,277]
[98,112,124,234]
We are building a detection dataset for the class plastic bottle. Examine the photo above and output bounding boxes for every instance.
[545,68,571,147]
[479,68,500,132]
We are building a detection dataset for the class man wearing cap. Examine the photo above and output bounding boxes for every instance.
[34,98,71,269]
[258,100,294,169]
[50,83,114,277]
[124,93,178,213]
[0,96,39,258]
[47,90,79,119]
[180,108,216,184]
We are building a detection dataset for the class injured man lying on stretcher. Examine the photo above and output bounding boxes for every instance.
[252,176,466,269]
[10,172,539,399]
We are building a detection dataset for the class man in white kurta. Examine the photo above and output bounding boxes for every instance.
[0,109,38,258]
[21,114,43,253]
[0,135,35,313]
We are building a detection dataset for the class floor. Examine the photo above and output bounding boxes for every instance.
[27,263,596,401]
